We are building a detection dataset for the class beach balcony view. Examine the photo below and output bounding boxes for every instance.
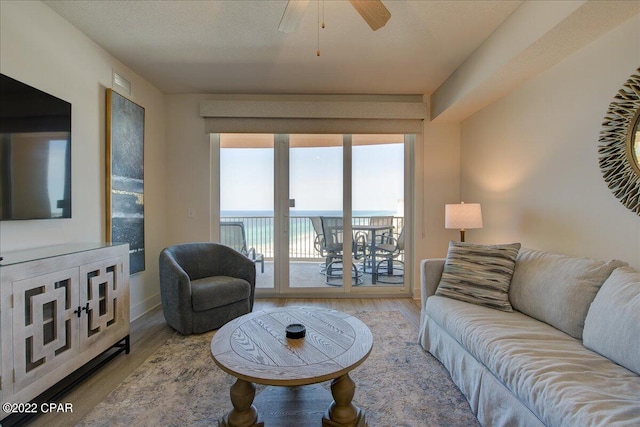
[221,215,405,289]
[219,134,408,291]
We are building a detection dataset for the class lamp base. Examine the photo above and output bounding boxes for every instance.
[459,229,465,243]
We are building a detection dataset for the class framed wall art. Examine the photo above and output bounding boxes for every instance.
[106,88,145,274]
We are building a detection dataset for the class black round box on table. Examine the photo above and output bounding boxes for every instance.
[286,323,306,339]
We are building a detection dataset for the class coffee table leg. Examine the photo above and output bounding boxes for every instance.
[218,378,264,427]
[322,373,367,427]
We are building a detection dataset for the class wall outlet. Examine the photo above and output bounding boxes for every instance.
[187,208,194,218]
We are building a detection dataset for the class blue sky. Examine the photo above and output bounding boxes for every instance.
[220,142,403,214]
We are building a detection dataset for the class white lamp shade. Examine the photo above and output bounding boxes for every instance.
[445,203,483,230]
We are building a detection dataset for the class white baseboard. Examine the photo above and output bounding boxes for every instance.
[130,292,161,322]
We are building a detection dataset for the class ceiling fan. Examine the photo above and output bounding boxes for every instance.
[278,0,391,33]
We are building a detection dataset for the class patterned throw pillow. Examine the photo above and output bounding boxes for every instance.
[436,241,521,312]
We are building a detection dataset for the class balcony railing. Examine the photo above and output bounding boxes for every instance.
[221,216,404,260]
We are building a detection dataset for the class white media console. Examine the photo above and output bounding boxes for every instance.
[0,243,130,419]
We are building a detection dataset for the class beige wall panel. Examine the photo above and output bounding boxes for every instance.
[461,16,640,269]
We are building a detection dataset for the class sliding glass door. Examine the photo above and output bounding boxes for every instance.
[218,134,275,290]
[352,135,405,287]
[288,135,344,289]
[214,133,411,296]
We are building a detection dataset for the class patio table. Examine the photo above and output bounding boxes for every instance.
[353,224,394,284]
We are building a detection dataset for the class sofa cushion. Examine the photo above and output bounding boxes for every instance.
[509,248,627,339]
[435,241,521,312]
[584,266,640,375]
[191,276,251,312]
[425,295,640,426]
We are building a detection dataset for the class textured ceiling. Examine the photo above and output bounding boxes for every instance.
[44,0,523,95]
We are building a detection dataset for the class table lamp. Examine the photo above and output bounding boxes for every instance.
[445,202,483,242]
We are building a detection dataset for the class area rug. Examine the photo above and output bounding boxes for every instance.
[78,310,479,427]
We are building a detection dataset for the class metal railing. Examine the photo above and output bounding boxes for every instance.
[221,216,404,260]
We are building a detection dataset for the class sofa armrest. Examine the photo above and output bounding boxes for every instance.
[420,258,445,310]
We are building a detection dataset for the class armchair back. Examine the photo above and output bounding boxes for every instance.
[163,242,255,284]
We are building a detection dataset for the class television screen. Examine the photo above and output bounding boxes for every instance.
[0,74,71,220]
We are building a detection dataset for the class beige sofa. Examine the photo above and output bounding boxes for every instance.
[419,247,640,426]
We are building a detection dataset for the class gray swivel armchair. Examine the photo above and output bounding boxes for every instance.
[159,242,256,334]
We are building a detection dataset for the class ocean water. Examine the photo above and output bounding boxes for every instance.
[221,210,397,217]
[221,210,401,258]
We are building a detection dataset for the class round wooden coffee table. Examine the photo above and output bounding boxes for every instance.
[210,306,373,427]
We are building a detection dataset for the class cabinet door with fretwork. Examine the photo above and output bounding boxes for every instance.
[11,269,80,393]
[78,257,129,352]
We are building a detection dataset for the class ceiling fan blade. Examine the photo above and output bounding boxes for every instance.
[278,0,310,33]
[349,0,391,31]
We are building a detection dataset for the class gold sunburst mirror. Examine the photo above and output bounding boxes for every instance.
[598,68,640,216]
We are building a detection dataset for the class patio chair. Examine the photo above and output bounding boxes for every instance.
[357,215,394,274]
[320,216,366,285]
[220,221,265,273]
[310,216,327,273]
[370,215,394,226]
[355,216,393,243]
[372,226,405,284]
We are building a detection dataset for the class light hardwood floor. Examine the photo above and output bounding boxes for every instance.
[25,298,421,427]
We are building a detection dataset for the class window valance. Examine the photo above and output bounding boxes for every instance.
[200,96,426,134]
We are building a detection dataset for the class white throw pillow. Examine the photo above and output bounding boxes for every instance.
[509,248,627,339]
[583,266,640,375]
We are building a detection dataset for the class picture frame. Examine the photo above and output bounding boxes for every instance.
[106,88,145,274]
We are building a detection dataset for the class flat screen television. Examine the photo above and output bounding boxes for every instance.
[0,73,71,220]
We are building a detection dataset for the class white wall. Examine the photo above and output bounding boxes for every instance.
[0,1,166,318]
[461,15,640,269]
[421,121,462,253]
[164,95,213,245]
[414,118,462,295]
